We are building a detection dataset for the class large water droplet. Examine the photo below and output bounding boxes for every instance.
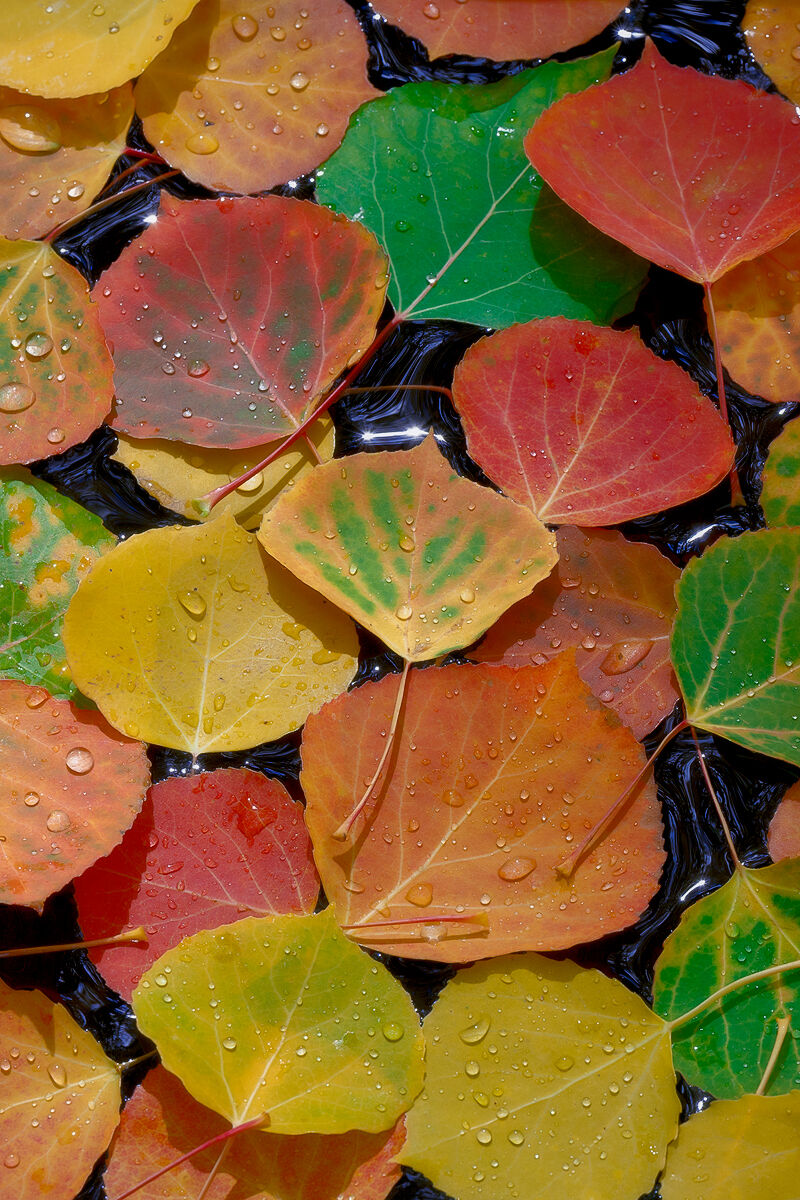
[45,810,70,833]
[232,12,258,39]
[47,1063,66,1088]
[65,747,94,775]
[0,383,35,413]
[406,883,433,907]
[222,1037,238,1051]
[498,856,536,881]
[395,604,413,621]
[0,105,61,153]
[185,131,219,155]
[179,590,206,617]
[600,639,654,675]
[382,1023,404,1042]
[24,332,53,360]
[459,1015,490,1045]
[290,71,310,91]
[23,791,39,808]
[187,358,210,378]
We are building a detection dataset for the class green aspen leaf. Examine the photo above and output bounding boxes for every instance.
[403,955,680,1200]
[0,468,114,698]
[660,1092,800,1200]
[132,909,425,1135]
[316,55,647,329]
[653,861,800,1097]
[761,418,800,528]
[258,434,558,662]
[671,529,800,766]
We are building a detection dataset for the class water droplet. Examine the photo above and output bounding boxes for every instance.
[45,810,70,833]
[65,747,94,775]
[443,789,464,807]
[24,332,53,360]
[290,71,310,91]
[3,1153,19,1170]
[187,358,210,378]
[475,1128,492,1145]
[0,105,61,153]
[498,856,536,881]
[23,791,39,807]
[508,1129,525,1145]
[460,587,476,604]
[423,1,440,16]
[46,427,65,444]
[185,131,219,155]
[315,122,329,137]
[459,1015,490,1045]
[465,1059,480,1077]
[154,974,168,987]
[600,640,654,675]
[0,1060,10,1074]
[232,12,258,39]
[382,1023,404,1042]
[555,1055,574,1072]
[236,471,263,494]
[25,687,48,708]
[270,25,286,39]
[0,383,35,413]
[67,182,85,201]
[178,590,206,617]
[47,1063,66,1088]
[395,604,413,621]
[406,883,433,907]
[398,534,415,552]
[222,1037,237,1051]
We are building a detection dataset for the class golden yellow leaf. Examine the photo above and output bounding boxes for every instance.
[113,418,334,530]
[0,0,201,99]
[62,514,359,755]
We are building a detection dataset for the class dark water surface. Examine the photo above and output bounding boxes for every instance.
[2,3,798,1198]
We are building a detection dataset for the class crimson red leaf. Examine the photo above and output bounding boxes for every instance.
[452,318,734,524]
[73,768,319,1000]
[524,41,800,284]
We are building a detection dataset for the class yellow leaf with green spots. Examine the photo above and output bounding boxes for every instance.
[132,909,425,1135]
[761,418,800,528]
[258,435,558,662]
[0,468,114,698]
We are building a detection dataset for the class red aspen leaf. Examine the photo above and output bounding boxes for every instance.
[105,1064,404,1200]
[0,980,120,1195]
[0,238,114,465]
[744,1,800,106]
[97,194,388,450]
[472,527,681,739]
[0,85,134,240]
[0,679,149,908]
[524,41,800,285]
[373,0,621,62]
[709,232,800,405]
[768,780,800,862]
[259,434,557,662]
[73,768,319,1001]
[452,318,734,525]
[302,657,665,963]
[136,0,379,194]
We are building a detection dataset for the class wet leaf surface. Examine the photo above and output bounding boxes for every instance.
[760,416,800,528]
[744,0,800,106]
[768,780,800,862]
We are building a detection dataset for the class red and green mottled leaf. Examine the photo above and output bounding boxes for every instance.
[97,194,388,449]
[761,417,800,527]
[258,435,558,661]
[525,41,800,284]
[453,318,734,524]
[73,768,319,1001]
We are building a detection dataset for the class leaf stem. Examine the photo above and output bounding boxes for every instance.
[756,1016,791,1095]
[108,1112,267,1200]
[689,725,741,870]
[41,170,180,243]
[338,383,455,403]
[116,1049,159,1074]
[704,281,742,502]
[0,926,147,959]
[555,718,688,877]
[333,659,411,842]
[97,154,167,198]
[342,912,488,933]
[667,959,800,1033]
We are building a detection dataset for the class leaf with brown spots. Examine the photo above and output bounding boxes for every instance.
[97,194,387,449]
[472,527,680,739]
[136,0,379,193]
[302,656,665,962]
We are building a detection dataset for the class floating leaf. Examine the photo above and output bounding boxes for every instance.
[105,1064,405,1200]
[472,526,681,739]
[374,0,621,61]
[0,84,134,239]
[316,54,646,328]
[63,514,359,754]
[660,1092,800,1200]
[744,1,800,106]
[709,233,800,406]
[653,860,800,1097]
[303,657,664,961]
[73,768,319,1000]
[453,318,734,525]
[97,195,387,449]
[525,41,800,284]
[258,435,557,662]
[768,781,800,862]
[0,468,115,697]
[0,679,149,908]
[671,529,800,766]
[761,417,800,527]
[137,0,379,193]
[403,955,680,1200]
[0,237,114,464]
[132,909,425,1134]
[0,980,120,1194]
[112,418,334,529]
[0,0,201,98]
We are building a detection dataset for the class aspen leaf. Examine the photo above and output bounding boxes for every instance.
[0,84,134,240]
[660,1092,800,1200]
[761,417,800,528]
[0,980,120,1197]
[403,955,680,1200]
[112,418,334,529]
[132,909,425,1135]
[744,1,800,106]
[0,0,201,99]
[316,54,646,328]
[653,861,800,1097]
[452,318,735,525]
[105,1065,405,1200]
[0,468,115,698]
[0,679,149,908]
[259,435,557,662]
[302,657,665,961]
[525,41,800,284]
[374,0,622,62]
[671,529,800,767]
[73,768,320,1000]
[97,195,387,449]
[768,780,800,862]
[0,237,114,464]
[62,514,359,755]
[472,526,680,739]
[137,0,379,193]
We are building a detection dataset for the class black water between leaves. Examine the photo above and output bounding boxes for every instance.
[2,3,798,1199]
